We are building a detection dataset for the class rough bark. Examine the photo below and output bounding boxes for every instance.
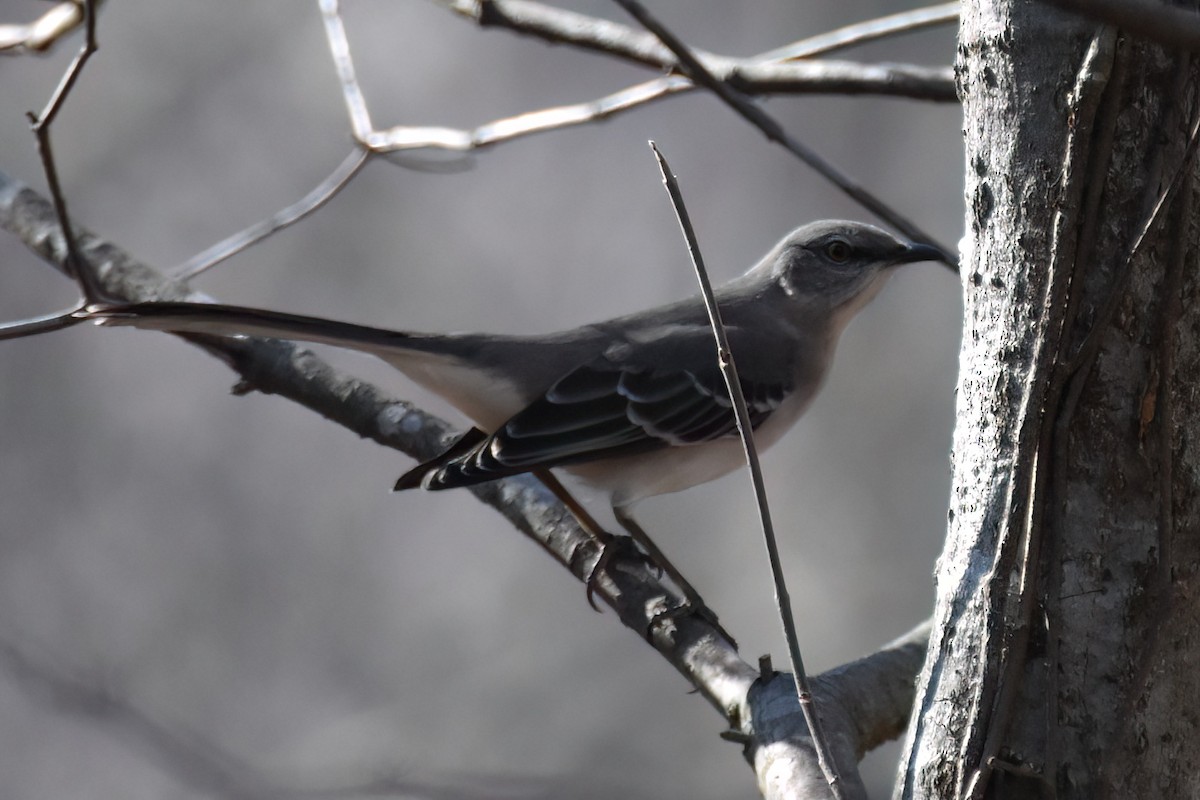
[901,2,1200,798]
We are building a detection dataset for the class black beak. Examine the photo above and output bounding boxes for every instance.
[897,241,958,271]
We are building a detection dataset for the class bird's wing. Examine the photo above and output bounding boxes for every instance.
[395,325,793,491]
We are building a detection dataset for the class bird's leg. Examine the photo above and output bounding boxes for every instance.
[612,507,735,646]
[533,471,644,611]
[534,472,735,644]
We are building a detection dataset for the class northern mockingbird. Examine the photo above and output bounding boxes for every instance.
[86,220,941,616]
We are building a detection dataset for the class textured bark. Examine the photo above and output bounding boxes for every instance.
[901,2,1200,798]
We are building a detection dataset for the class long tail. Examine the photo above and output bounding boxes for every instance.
[86,301,435,358]
[86,301,530,429]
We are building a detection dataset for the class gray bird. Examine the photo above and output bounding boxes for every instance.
[87,220,941,613]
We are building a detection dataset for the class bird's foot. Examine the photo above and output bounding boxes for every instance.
[583,534,652,611]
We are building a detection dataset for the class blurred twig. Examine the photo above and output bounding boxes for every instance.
[0,0,105,55]
[0,631,582,799]
[174,148,371,280]
[0,633,271,798]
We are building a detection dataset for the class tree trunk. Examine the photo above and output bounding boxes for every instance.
[900,3,1200,798]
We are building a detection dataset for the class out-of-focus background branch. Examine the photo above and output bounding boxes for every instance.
[0,1,961,797]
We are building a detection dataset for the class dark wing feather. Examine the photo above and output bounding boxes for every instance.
[395,354,792,492]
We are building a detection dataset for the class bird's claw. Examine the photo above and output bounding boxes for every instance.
[582,537,736,647]
[583,534,650,611]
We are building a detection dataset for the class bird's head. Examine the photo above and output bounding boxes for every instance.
[759,220,945,316]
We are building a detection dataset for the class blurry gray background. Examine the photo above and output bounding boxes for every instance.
[0,1,962,797]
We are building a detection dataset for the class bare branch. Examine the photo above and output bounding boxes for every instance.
[436,0,722,71]
[440,0,959,71]
[0,306,87,340]
[757,2,960,61]
[817,620,932,755]
[319,0,373,141]
[174,148,372,280]
[161,2,954,290]
[155,1,949,285]
[24,0,107,304]
[748,621,930,800]
[342,3,956,157]
[1040,0,1200,52]
[615,0,958,269]
[0,633,273,798]
[0,1,105,55]
[730,60,954,102]
[0,631,598,799]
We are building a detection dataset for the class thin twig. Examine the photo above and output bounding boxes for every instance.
[191,0,942,285]
[364,2,956,153]
[0,634,272,797]
[216,0,953,295]
[443,0,725,71]
[25,0,106,304]
[0,306,88,341]
[1,631,574,798]
[616,0,958,270]
[173,147,372,279]
[319,0,373,141]
[439,0,958,72]
[649,141,848,800]
[756,2,960,62]
[366,60,951,156]
[160,3,955,287]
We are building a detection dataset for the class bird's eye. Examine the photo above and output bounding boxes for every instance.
[824,240,851,263]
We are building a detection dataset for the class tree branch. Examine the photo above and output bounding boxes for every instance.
[1041,0,1200,52]
[338,1,956,158]
[0,0,105,55]
[439,0,959,72]
[729,61,954,101]
[747,621,931,800]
